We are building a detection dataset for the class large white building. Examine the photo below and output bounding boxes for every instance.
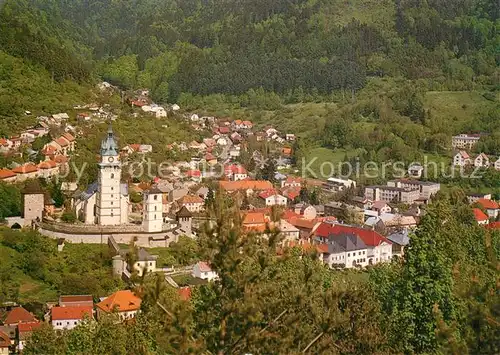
[74,126,129,225]
[452,134,481,150]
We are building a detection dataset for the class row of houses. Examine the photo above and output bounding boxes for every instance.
[453,150,500,169]
[0,158,68,183]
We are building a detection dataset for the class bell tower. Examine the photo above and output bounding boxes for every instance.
[96,125,122,225]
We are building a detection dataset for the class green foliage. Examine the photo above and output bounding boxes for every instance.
[0,229,123,302]
[61,210,77,223]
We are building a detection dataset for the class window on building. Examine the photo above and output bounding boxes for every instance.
[347,253,350,257]
[154,214,156,219]
[149,262,152,266]
[111,187,114,191]
[111,173,114,179]
[154,206,157,211]
[110,201,113,205]
[154,195,158,200]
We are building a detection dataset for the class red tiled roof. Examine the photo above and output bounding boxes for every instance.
[242,212,266,225]
[96,290,141,313]
[282,209,302,220]
[242,120,252,126]
[459,150,470,159]
[54,155,69,164]
[12,164,38,174]
[0,169,15,179]
[178,287,191,301]
[473,208,488,222]
[18,321,41,333]
[186,169,201,177]
[38,160,57,169]
[288,217,320,230]
[220,180,273,192]
[60,295,93,304]
[219,127,230,134]
[4,307,36,325]
[259,189,278,199]
[51,306,93,321]
[281,187,301,200]
[225,164,247,175]
[476,198,499,210]
[56,137,69,147]
[180,195,204,204]
[314,222,390,247]
[196,261,212,272]
[62,133,75,142]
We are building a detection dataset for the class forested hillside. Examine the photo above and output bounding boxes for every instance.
[0,0,497,105]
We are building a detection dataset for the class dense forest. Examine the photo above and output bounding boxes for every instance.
[0,0,497,105]
[0,0,498,170]
[20,192,500,354]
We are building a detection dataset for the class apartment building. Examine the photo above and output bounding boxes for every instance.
[387,179,441,200]
[452,134,481,150]
[364,185,420,204]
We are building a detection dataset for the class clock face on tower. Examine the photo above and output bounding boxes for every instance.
[108,157,114,163]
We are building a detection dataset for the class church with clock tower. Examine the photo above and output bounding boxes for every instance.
[74,125,130,225]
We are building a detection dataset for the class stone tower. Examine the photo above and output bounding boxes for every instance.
[176,206,193,237]
[22,181,45,227]
[96,125,122,225]
[142,186,163,233]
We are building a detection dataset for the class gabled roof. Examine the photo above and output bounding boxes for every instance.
[180,194,204,204]
[4,307,36,325]
[51,306,93,321]
[476,198,499,210]
[259,189,278,199]
[196,261,212,272]
[96,290,141,313]
[56,137,70,147]
[38,160,57,169]
[12,164,38,174]
[458,150,470,159]
[0,169,15,179]
[242,212,266,225]
[326,233,368,253]
[59,295,93,304]
[17,321,41,334]
[473,208,488,222]
[219,180,273,192]
[176,205,192,218]
[315,222,390,247]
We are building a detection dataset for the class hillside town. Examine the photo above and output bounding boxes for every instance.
[1,86,499,354]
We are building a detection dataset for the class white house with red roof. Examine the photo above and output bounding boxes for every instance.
[224,164,248,181]
[473,208,489,225]
[474,153,490,167]
[259,190,288,206]
[281,176,302,188]
[475,198,499,219]
[453,151,471,166]
[313,222,392,267]
[51,306,93,330]
[192,261,218,281]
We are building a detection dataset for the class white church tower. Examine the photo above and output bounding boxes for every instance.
[143,186,163,232]
[96,125,123,225]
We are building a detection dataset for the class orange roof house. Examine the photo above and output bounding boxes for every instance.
[179,195,204,205]
[38,160,57,170]
[55,137,70,147]
[473,208,489,224]
[96,290,141,314]
[12,164,38,174]
[51,306,93,321]
[4,307,37,326]
[476,198,499,210]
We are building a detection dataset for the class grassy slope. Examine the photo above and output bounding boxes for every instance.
[424,91,497,134]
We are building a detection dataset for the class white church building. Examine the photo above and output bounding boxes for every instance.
[75,126,130,225]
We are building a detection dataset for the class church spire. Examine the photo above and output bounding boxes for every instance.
[100,123,118,156]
